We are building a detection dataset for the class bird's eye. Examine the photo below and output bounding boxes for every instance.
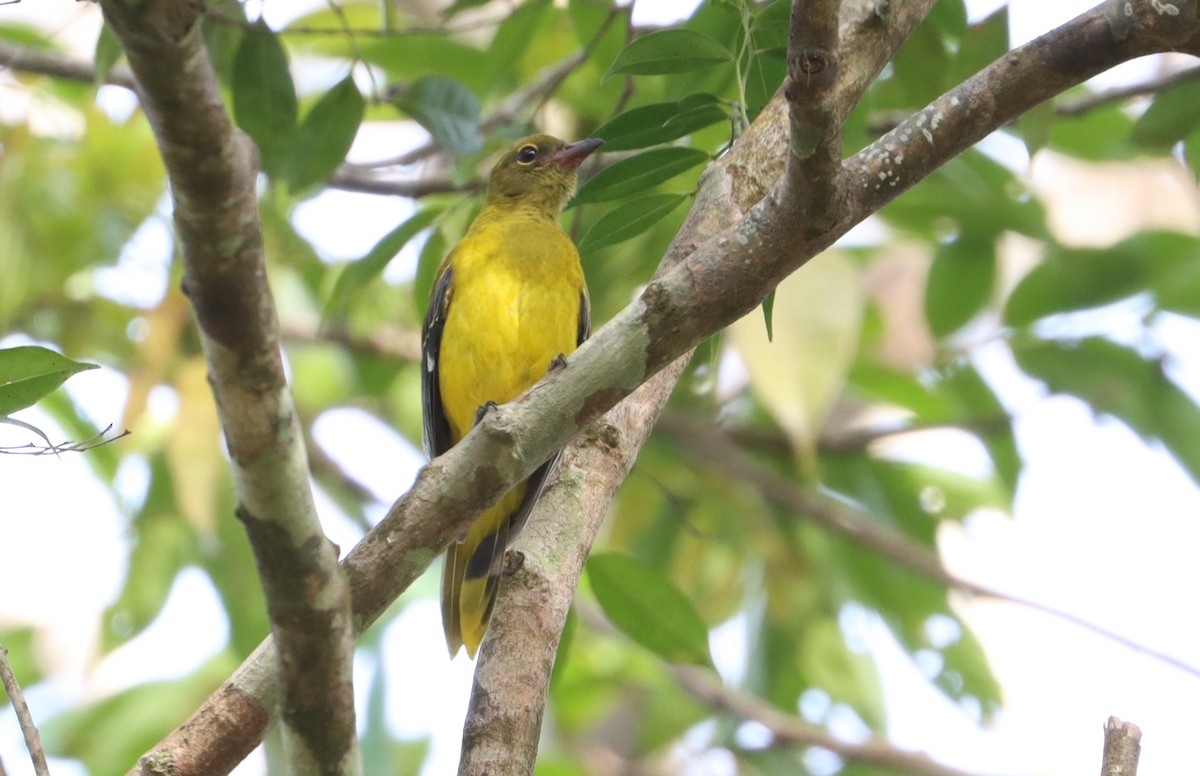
[516,145,538,165]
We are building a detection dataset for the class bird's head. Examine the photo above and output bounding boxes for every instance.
[485,134,604,215]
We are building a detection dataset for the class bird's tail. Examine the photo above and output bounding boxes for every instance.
[441,486,526,657]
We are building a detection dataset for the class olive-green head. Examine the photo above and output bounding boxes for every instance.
[485,134,604,215]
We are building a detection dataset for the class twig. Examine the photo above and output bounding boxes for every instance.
[1058,65,1200,116]
[0,425,130,456]
[1100,717,1141,776]
[676,666,979,776]
[0,39,137,90]
[0,645,51,776]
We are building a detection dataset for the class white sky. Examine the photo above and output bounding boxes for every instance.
[3,1,1200,775]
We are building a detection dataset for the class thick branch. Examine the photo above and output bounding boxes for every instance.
[95,0,360,773]
[783,0,844,232]
[127,2,1200,773]
[458,359,688,775]
[1100,717,1141,776]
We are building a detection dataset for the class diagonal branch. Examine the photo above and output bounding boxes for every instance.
[94,0,360,774]
[126,2,1200,773]
[676,666,977,776]
[0,39,138,90]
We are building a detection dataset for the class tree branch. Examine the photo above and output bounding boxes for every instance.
[126,2,1200,773]
[0,39,138,90]
[0,645,50,776]
[95,0,360,773]
[676,666,976,776]
[1100,717,1141,776]
[457,358,690,775]
[783,0,844,232]
[1057,63,1200,115]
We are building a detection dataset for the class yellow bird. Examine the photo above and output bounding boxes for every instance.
[422,134,603,658]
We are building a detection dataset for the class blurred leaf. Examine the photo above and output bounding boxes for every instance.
[891,20,949,107]
[1015,101,1055,158]
[102,456,194,652]
[731,253,863,459]
[442,0,491,19]
[1005,232,1200,326]
[167,358,223,534]
[605,29,732,78]
[1047,101,1137,161]
[232,25,297,177]
[573,147,709,204]
[287,76,364,193]
[924,233,995,336]
[0,346,97,415]
[588,552,714,667]
[881,150,1046,239]
[946,7,1007,87]
[1131,76,1200,149]
[578,193,688,255]
[1016,336,1200,487]
[43,654,236,776]
[483,0,552,93]
[393,76,482,156]
[592,94,727,151]
[926,0,968,37]
[413,227,449,315]
[761,288,776,342]
[0,627,43,686]
[93,22,122,85]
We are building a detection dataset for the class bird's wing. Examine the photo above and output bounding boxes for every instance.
[577,289,591,345]
[504,289,591,543]
[421,263,455,459]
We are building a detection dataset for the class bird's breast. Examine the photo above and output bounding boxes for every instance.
[438,218,585,441]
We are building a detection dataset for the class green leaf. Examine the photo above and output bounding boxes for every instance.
[0,346,98,416]
[604,29,732,78]
[483,0,552,93]
[1004,232,1200,326]
[946,7,1008,88]
[891,20,949,107]
[324,207,444,320]
[414,228,449,313]
[592,95,727,151]
[93,22,123,85]
[587,552,714,667]
[1016,336,1200,487]
[1047,101,1137,161]
[287,76,365,193]
[1131,76,1200,149]
[1015,101,1055,158]
[1186,128,1200,184]
[573,147,709,204]
[761,288,776,342]
[925,233,995,336]
[578,193,687,254]
[232,25,298,177]
[393,76,482,156]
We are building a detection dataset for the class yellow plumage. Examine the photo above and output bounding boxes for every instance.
[421,134,602,657]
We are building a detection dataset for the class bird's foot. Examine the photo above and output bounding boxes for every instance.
[548,353,568,372]
[473,400,499,427]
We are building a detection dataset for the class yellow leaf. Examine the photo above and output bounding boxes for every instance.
[167,356,222,535]
[730,253,863,464]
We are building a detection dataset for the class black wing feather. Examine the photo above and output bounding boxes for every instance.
[421,265,455,459]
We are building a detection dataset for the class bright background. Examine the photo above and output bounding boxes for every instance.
[2,1,1199,775]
